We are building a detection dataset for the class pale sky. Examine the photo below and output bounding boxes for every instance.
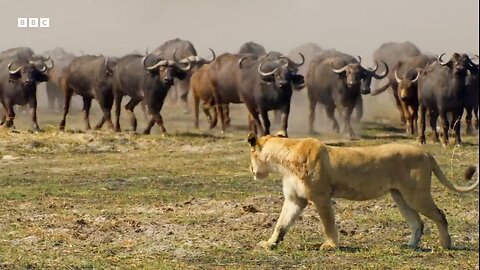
[1,0,479,62]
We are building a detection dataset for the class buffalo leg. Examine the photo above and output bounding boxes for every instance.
[280,107,290,137]
[342,106,355,138]
[452,109,463,146]
[418,105,427,144]
[4,101,16,129]
[143,112,166,135]
[248,108,264,136]
[125,98,141,132]
[412,104,419,135]
[0,102,7,126]
[439,111,449,147]
[308,98,316,134]
[465,108,474,135]
[429,110,440,143]
[28,96,40,131]
[401,102,412,134]
[326,106,339,133]
[260,109,271,135]
[223,105,231,127]
[114,94,123,132]
[354,96,363,123]
[392,86,406,125]
[95,92,114,130]
[82,97,92,130]
[193,92,200,129]
[59,88,73,130]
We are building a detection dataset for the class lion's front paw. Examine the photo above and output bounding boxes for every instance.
[320,240,338,251]
[258,240,277,250]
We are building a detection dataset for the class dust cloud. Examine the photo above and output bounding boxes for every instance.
[1,0,478,135]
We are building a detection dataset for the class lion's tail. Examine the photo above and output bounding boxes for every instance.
[429,154,479,193]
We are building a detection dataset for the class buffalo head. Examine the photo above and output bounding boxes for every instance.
[142,49,192,86]
[173,48,216,71]
[395,68,421,100]
[437,53,473,76]
[255,53,305,90]
[331,56,388,95]
[8,57,53,86]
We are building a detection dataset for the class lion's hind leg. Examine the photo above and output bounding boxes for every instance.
[259,195,308,250]
[398,186,451,249]
[390,190,424,248]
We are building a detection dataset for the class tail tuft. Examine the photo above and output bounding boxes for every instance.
[464,166,477,180]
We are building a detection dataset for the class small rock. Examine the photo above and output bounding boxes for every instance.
[243,205,259,213]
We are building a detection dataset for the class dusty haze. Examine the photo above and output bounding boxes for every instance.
[1,0,478,58]
[1,0,479,135]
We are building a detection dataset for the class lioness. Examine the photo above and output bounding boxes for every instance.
[247,132,478,250]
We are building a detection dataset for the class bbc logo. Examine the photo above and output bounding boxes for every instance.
[18,18,50,28]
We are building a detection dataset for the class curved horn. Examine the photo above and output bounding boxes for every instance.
[356,56,362,65]
[238,56,249,69]
[104,58,108,67]
[175,59,192,71]
[411,69,421,83]
[467,55,479,68]
[394,69,401,83]
[44,58,54,69]
[372,61,389,79]
[38,63,48,73]
[437,53,450,66]
[367,60,379,72]
[205,48,216,63]
[257,61,277,76]
[7,62,22,74]
[145,47,150,55]
[172,48,192,71]
[331,61,349,74]
[291,53,305,67]
[142,54,164,71]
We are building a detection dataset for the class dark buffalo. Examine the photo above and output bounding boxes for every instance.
[207,52,305,136]
[418,53,475,146]
[379,55,436,134]
[238,41,267,56]
[372,41,422,123]
[41,47,76,111]
[287,43,323,76]
[0,48,53,130]
[465,55,479,134]
[306,53,388,137]
[112,52,192,134]
[152,38,215,113]
[59,55,117,131]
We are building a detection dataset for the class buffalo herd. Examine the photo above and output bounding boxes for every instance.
[0,40,478,146]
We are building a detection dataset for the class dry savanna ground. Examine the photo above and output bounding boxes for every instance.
[0,92,479,270]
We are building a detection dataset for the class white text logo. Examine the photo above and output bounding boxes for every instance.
[18,18,50,28]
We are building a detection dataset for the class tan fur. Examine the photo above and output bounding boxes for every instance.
[248,133,478,250]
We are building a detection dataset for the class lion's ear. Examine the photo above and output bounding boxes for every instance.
[247,132,258,147]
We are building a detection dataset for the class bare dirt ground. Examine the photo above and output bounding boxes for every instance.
[0,91,478,269]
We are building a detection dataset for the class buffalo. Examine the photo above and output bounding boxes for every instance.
[59,55,116,131]
[306,52,388,137]
[152,38,215,113]
[377,55,436,134]
[206,52,305,136]
[418,53,476,146]
[42,47,76,111]
[372,41,422,124]
[0,47,53,130]
[112,51,192,134]
[464,55,479,134]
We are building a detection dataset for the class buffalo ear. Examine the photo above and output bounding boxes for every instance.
[8,73,21,82]
[291,74,305,90]
[260,75,275,83]
[247,132,258,147]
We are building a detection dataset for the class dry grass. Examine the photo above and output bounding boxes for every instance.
[0,100,478,269]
